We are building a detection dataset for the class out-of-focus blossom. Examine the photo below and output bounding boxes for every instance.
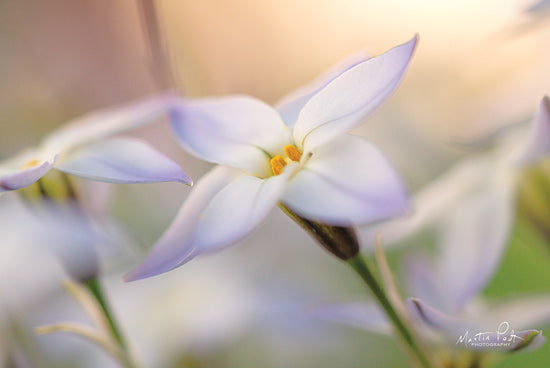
[127,36,418,281]
[360,96,550,254]
[317,203,550,354]
[317,96,550,355]
[0,95,191,193]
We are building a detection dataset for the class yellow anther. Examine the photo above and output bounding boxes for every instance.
[270,155,287,176]
[22,159,40,169]
[284,144,302,162]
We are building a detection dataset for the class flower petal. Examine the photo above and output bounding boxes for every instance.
[513,96,550,165]
[192,164,295,254]
[125,166,243,281]
[55,137,192,185]
[281,135,409,226]
[0,151,56,192]
[126,164,294,281]
[42,94,173,153]
[438,177,515,311]
[408,298,465,333]
[477,295,550,332]
[170,95,291,177]
[293,36,417,153]
[274,51,369,130]
[313,302,391,335]
[403,255,446,311]
[359,157,494,249]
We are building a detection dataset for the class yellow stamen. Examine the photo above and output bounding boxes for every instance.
[284,144,302,162]
[22,159,40,169]
[270,155,287,176]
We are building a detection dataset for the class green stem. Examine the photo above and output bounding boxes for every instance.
[348,254,434,368]
[84,278,126,349]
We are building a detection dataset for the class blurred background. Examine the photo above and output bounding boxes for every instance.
[1,0,550,367]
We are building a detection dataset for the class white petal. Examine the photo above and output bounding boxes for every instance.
[193,164,296,253]
[43,94,173,153]
[55,138,192,185]
[170,95,291,177]
[125,166,243,281]
[126,164,294,281]
[476,295,550,332]
[293,36,417,153]
[359,157,496,250]
[438,177,515,311]
[513,96,550,165]
[0,150,56,192]
[314,302,391,335]
[281,135,409,226]
[274,51,369,130]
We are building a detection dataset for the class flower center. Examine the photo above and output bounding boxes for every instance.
[270,144,302,176]
[22,159,41,169]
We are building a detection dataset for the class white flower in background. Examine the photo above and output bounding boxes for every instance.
[360,96,550,258]
[127,36,418,281]
[317,96,550,354]
[0,95,191,193]
[316,202,550,353]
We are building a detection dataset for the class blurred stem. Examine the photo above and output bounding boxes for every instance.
[138,0,177,91]
[84,278,126,349]
[347,254,435,368]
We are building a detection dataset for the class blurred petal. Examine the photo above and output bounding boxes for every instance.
[408,298,464,333]
[478,295,550,332]
[438,177,515,311]
[313,302,391,335]
[403,255,445,311]
[55,138,191,185]
[0,159,54,192]
[43,94,173,153]
[125,166,242,281]
[359,157,494,249]
[274,51,369,130]
[293,36,417,153]
[126,164,294,281]
[281,135,408,226]
[170,96,290,177]
[514,96,550,165]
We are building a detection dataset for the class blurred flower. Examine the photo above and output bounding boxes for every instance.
[0,95,191,193]
[127,36,418,281]
[317,96,550,356]
[360,96,550,255]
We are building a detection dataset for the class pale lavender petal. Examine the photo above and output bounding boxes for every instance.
[293,36,417,153]
[438,178,515,311]
[408,298,465,333]
[126,164,294,281]
[403,255,445,311]
[43,94,174,153]
[274,51,369,130]
[313,302,391,335]
[170,96,290,177]
[55,137,192,185]
[0,151,56,192]
[281,135,409,226]
[192,163,296,254]
[514,96,550,165]
[359,157,492,250]
[477,295,550,332]
[125,166,243,281]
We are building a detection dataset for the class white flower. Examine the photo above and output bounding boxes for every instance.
[127,36,418,281]
[0,95,191,193]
